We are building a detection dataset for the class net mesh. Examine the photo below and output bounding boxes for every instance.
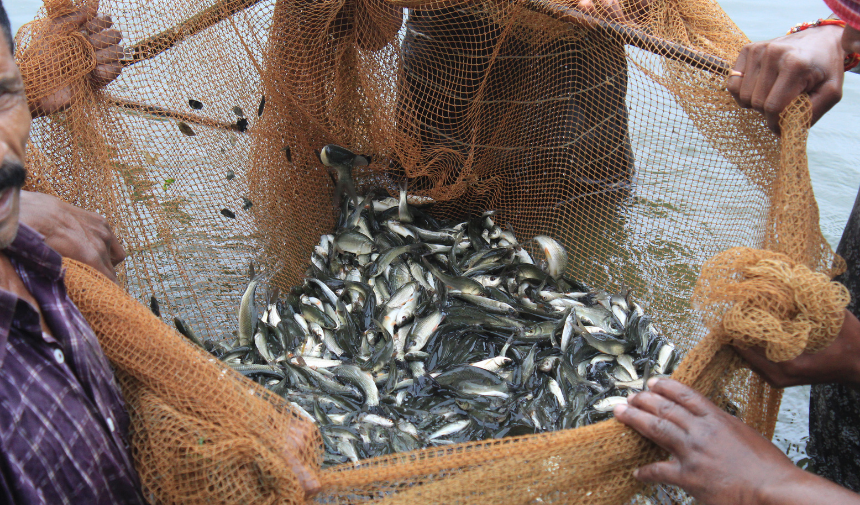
[17,0,849,503]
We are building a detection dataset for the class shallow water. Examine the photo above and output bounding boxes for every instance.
[11,0,853,468]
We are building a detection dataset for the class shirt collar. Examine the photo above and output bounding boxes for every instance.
[5,224,63,281]
[0,224,64,364]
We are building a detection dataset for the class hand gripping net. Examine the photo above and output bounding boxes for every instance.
[19,0,849,503]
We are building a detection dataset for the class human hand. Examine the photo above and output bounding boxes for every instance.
[27,1,123,117]
[19,191,125,282]
[614,378,800,505]
[728,25,845,134]
[576,0,652,23]
[615,378,860,505]
[733,309,860,388]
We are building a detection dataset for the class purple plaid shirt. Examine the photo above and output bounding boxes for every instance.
[0,224,145,504]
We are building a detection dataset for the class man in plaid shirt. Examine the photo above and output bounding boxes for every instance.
[0,2,145,503]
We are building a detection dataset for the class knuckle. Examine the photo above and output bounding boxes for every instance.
[651,417,674,439]
[656,400,676,418]
[783,56,807,73]
[674,388,697,406]
[822,82,843,102]
[763,100,782,116]
[749,43,768,60]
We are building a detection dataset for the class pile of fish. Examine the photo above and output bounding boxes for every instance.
[206,145,678,467]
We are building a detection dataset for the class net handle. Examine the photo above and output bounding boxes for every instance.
[110,0,730,131]
[122,0,730,75]
[519,0,732,74]
[110,97,244,132]
[121,0,265,67]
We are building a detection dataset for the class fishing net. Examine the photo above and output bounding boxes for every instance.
[17,0,850,503]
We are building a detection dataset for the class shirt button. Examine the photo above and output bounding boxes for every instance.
[52,349,65,364]
[107,418,115,433]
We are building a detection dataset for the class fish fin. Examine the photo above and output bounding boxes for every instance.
[249,262,256,281]
[269,286,280,305]
[354,154,371,166]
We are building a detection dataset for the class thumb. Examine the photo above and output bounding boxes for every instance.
[808,77,843,127]
[634,460,684,487]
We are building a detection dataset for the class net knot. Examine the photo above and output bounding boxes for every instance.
[693,247,850,362]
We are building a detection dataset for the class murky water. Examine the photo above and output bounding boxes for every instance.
[12,0,855,469]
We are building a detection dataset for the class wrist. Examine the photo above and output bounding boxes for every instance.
[752,466,816,505]
[836,310,860,387]
[788,19,859,71]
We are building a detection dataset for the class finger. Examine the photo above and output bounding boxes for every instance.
[733,344,786,383]
[647,378,718,418]
[83,247,118,283]
[93,44,124,65]
[87,27,122,50]
[577,0,597,16]
[732,344,807,388]
[613,403,687,454]
[599,0,627,22]
[748,52,783,132]
[85,14,114,35]
[633,460,684,486]
[625,389,696,431]
[728,46,749,102]
[808,78,843,127]
[737,45,765,108]
[760,71,808,133]
[90,61,123,87]
[50,0,98,31]
[108,233,126,267]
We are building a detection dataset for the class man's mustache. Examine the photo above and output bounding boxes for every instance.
[0,160,26,193]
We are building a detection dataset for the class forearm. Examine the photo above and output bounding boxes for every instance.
[757,467,860,505]
[836,309,860,389]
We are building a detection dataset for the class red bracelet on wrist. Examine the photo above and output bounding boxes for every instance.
[788,18,860,71]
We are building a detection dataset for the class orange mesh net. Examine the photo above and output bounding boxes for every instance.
[17,0,851,503]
